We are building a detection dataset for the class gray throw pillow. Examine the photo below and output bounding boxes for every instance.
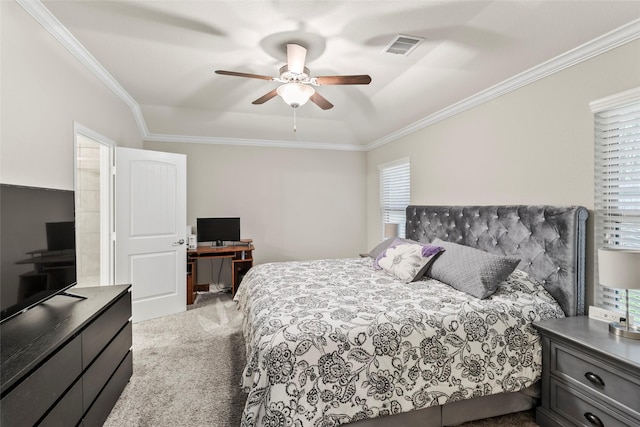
[427,238,521,299]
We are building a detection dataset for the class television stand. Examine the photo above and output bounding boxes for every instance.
[1,285,132,427]
[58,290,88,300]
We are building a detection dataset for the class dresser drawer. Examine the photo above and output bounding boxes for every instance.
[83,351,133,427]
[38,379,83,427]
[83,321,132,410]
[550,378,639,427]
[551,341,640,415]
[82,291,131,367]
[0,335,82,427]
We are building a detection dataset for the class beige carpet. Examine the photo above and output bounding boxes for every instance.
[104,292,246,427]
[105,292,539,427]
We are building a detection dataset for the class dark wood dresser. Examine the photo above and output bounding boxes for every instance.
[1,285,132,427]
[534,316,640,427]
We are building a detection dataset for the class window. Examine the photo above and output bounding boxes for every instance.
[379,158,410,240]
[592,88,640,326]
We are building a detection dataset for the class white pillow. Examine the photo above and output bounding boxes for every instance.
[375,242,443,283]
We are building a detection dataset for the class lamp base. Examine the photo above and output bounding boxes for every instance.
[609,321,640,339]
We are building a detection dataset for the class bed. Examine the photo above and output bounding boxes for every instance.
[234,205,588,427]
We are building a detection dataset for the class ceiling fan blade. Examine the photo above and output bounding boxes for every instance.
[315,75,372,85]
[252,89,279,105]
[310,92,333,110]
[215,70,274,81]
[287,44,307,74]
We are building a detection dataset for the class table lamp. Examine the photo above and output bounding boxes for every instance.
[384,223,399,239]
[598,247,640,339]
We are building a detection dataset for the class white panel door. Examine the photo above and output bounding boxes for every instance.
[115,147,186,322]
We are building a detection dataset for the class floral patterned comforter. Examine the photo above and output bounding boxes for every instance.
[234,257,564,427]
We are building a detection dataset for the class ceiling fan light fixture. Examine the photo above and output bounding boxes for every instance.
[277,83,315,108]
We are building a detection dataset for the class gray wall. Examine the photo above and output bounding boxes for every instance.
[1,2,142,190]
[144,142,367,265]
[366,40,640,308]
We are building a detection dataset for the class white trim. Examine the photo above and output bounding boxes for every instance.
[74,122,117,147]
[378,157,411,171]
[367,19,640,151]
[21,0,640,153]
[590,87,640,113]
[73,122,116,286]
[143,132,368,151]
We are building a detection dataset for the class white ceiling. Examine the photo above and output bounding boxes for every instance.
[38,0,640,150]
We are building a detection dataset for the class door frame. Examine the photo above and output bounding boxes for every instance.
[73,122,116,286]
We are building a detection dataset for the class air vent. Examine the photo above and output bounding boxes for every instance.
[382,34,425,56]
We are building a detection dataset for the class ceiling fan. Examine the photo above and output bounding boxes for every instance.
[215,43,371,111]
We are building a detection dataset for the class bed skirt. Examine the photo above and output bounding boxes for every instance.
[349,382,539,427]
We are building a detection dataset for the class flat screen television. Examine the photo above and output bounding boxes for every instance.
[196,217,240,247]
[1,184,78,324]
[46,221,76,251]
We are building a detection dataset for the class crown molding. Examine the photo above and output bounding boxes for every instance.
[16,0,150,138]
[590,86,640,113]
[20,0,639,153]
[143,133,368,151]
[367,18,640,151]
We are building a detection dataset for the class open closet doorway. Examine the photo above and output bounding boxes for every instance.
[74,123,115,287]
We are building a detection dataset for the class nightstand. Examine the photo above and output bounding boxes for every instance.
[534,316,640,427]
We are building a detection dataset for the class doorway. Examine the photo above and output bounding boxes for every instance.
[74,123,115,287]
[74,126,187,321]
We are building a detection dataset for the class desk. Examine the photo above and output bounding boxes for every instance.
[186,240,253,304]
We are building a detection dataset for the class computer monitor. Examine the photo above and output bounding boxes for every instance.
[196,217,240,247]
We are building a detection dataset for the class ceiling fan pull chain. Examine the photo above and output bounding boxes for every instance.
[293,107,297,132]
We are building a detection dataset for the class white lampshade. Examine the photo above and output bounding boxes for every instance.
[277,83,315,107]
[598,247,640,339]
[384,223,399,239]
[598,247,640,290]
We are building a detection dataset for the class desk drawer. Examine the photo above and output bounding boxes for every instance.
[551,341,640,414]
[550,378,639,427]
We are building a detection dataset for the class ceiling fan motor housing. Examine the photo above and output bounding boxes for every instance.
[279,65,311,83]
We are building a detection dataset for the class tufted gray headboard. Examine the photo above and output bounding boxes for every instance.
[406,205,588,317]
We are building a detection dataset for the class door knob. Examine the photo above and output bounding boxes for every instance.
[173,239,185,246]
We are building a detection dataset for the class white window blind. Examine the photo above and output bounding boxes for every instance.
[379,158,410,240]
[592,88,640,326]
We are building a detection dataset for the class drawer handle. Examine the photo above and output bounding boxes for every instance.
[584,412,604,427]
[584,371,605,387]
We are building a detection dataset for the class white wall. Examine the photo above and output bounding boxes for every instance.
[144,141,367,265]
[1,2,142,190]
[366,40,640,307]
